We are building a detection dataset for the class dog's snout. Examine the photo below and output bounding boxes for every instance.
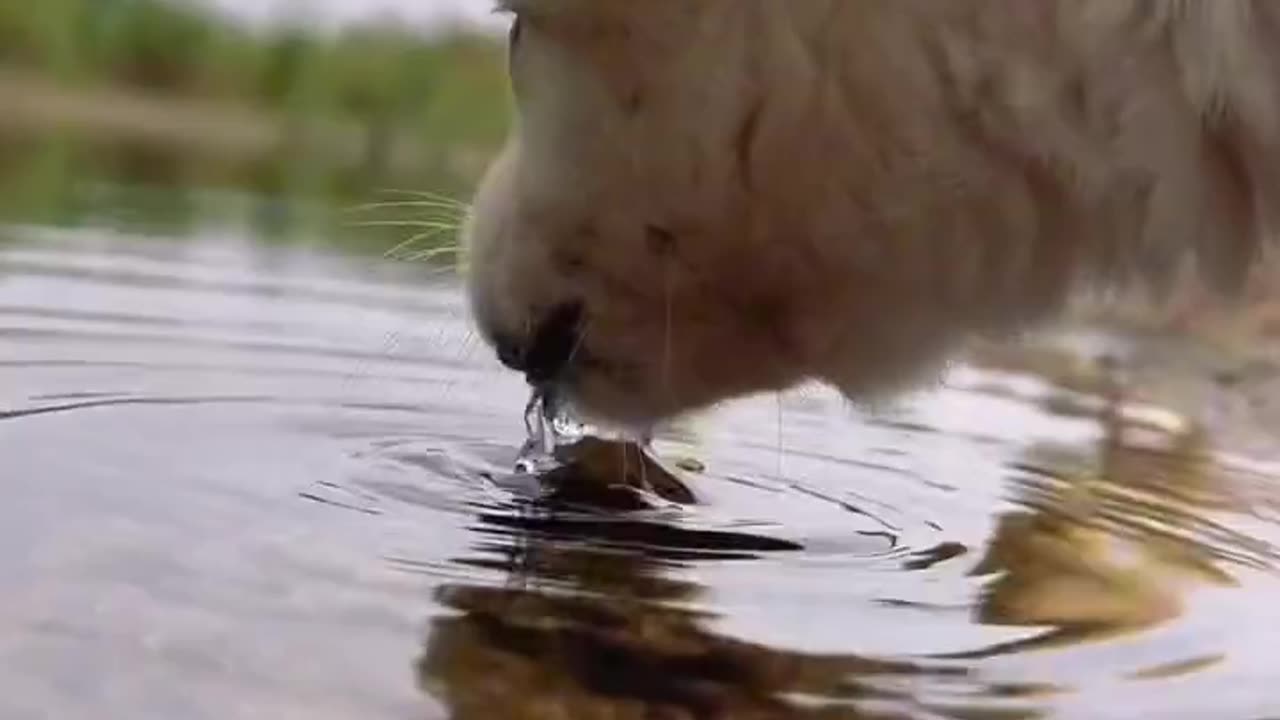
[492,301,585,385]
[525,300,585,384]
[492,333,527,373]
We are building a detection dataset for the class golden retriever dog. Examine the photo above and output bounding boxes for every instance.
[463,1,1280,430]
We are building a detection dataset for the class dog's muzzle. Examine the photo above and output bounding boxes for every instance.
[493,300,585,386]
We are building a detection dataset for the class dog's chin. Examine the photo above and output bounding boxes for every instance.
[558,354,782,437]
[542,360,711,439]
[551,373,670,438]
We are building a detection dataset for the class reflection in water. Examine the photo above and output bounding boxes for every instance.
[0,127,478,257]
[415,502,1015,720]
[414,376,1280,719]
[5,160,1280,717]
[965,395,1278,659]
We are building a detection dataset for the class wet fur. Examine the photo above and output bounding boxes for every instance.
[464,1,1280,428]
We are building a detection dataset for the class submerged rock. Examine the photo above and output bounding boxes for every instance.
[538,436,698,509]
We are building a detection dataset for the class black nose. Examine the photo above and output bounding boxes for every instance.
[493,301,585,385]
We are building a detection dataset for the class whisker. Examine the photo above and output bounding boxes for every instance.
[342,200,469,214]
[395,260,467,278]
[562,315,592,375]
[615,441,625,484]
[383,229,457,261]
[407,253,469,275]
[402,246,463,263]
[776,392,785,483]
[338,330,405,392]
[348,220,462,230]
[384,226,455,247]
[370,188,469,207]
[459,328,478,360]
[637,440,648,491]
[662,253,674,403]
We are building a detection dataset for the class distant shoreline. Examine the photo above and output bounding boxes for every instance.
[0,69,491,181]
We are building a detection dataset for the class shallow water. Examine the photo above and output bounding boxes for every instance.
[4,191,1280,720]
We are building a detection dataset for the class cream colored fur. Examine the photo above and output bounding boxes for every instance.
[464,1,1280,429]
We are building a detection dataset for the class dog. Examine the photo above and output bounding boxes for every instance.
[463,1,1280,431]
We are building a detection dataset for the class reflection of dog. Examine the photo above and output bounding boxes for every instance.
[960,417,1246,659]
[465,2,1280,429]
[416,517,952,719]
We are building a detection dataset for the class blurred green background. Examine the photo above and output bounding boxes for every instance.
[0,0,510,254]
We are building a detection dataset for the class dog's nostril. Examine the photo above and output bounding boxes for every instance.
[492,333,526,372]
[488,301,585,383]
[524,300,586,384]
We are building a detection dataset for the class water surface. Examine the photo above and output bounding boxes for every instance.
[3,182,1280,720]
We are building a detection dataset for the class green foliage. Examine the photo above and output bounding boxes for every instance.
[0,0,512,262]
[0,0,512,154]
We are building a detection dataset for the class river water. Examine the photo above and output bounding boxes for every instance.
[3,178,1280,719]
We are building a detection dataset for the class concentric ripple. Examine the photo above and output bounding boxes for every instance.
[4,218,1280,719]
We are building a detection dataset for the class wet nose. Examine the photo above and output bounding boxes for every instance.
[493,300,585,385]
